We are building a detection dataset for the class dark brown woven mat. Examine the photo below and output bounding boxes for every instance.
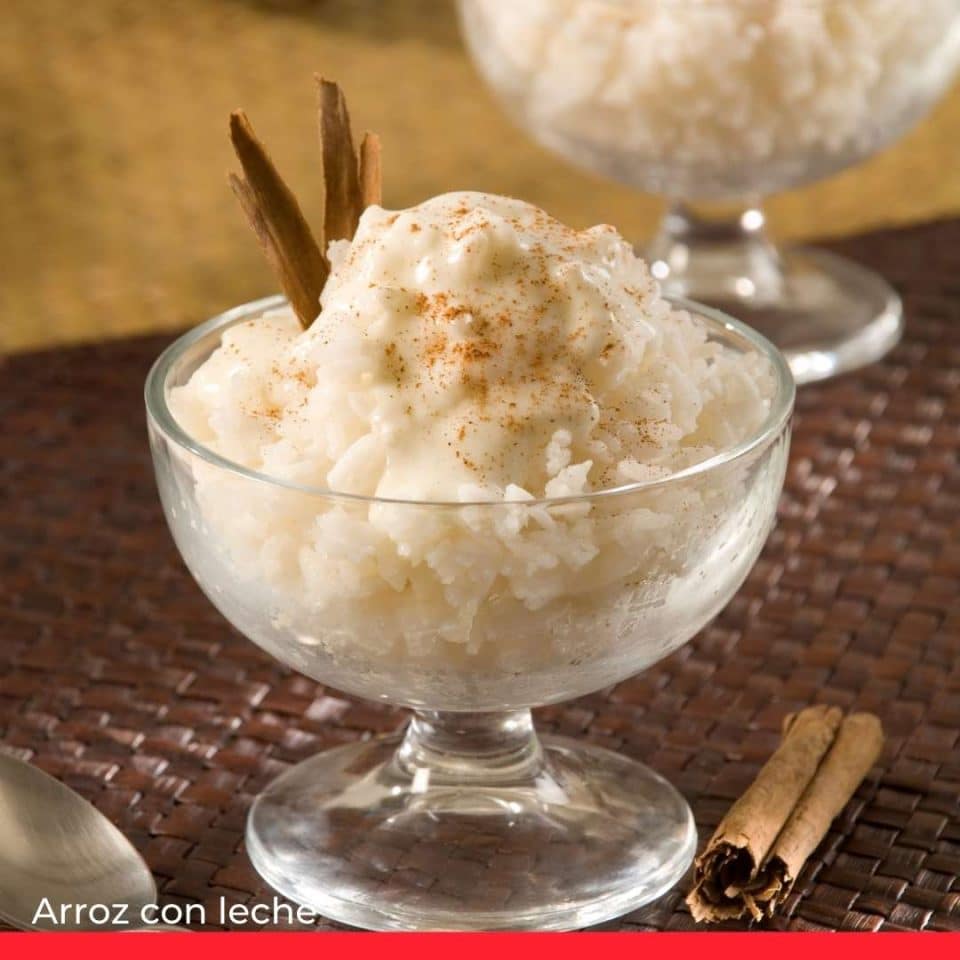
[2,219,959,932]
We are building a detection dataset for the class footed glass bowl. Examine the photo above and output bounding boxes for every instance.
[458,0,960,383]
[146,295,794,930]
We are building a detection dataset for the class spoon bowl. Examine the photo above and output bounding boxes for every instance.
[0,751,157,931]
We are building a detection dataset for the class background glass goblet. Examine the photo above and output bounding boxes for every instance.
[146,295,794,931]
[458,0,960,383]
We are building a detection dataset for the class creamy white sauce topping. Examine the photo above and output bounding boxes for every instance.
[173,191,772,502]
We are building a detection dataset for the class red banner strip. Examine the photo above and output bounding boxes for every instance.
[2,932,956,959]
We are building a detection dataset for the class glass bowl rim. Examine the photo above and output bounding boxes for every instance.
[145,293,794,508]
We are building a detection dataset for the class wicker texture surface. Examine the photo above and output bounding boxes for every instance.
[1,219,958,932]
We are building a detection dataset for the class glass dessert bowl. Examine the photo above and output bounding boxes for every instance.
[146,293,793,931]
[458,0,960,383]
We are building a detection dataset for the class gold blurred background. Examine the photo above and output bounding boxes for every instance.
[3,0,959,353]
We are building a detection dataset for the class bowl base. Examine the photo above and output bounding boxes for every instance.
[246,732,696,931]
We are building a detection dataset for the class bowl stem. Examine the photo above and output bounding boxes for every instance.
[394,709,544,785]
[647,200,902,384]
[649,200,784,305]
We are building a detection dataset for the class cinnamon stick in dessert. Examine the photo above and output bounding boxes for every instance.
[316,76,365,243]
[359,132,383,208]
[687,706,884,923]
[228,110,329,328]
[228,78,383,329]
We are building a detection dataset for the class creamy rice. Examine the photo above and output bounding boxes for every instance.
[168,193,779,690]
[461,0,960,195]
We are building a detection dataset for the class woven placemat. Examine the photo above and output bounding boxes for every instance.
[1,219,958,932]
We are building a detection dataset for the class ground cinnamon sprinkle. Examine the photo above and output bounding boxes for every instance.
[451,340,495,363]
[421,332,449,367]
[246,403,284,421]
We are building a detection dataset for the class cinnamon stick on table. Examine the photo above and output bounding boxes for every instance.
[687,706,884,923]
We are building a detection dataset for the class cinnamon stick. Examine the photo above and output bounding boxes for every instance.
[228,110,329,328]
[359,132,383,208]
[316,76,364,243]
[227,79,382,328]
[687,706,884,923]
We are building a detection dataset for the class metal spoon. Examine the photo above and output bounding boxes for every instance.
[0,750,158,931]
